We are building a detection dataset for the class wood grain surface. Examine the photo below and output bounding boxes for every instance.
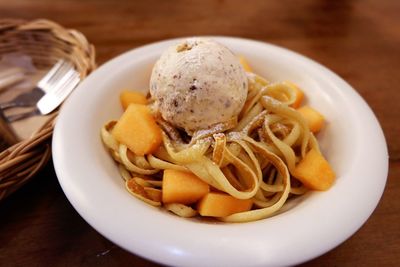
[0,0,399,266]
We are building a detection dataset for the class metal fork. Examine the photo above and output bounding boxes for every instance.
[0,60,66,110]
[6,60,80,122]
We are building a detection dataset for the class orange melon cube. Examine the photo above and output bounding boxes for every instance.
[162,169,210,205]
[120,90,147,110]
[285,81,304,108]
[294,148,335,190]
[112,104,162,156]
[297,105,325,133]
[197,192,253,217]
[238,55,253,72]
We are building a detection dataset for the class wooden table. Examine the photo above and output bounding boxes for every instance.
[0,0,399,266]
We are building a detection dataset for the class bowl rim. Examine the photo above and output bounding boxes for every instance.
[52,36,388,267]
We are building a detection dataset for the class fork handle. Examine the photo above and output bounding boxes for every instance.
[0,100,19,110]
[6,109,41,122]
[0,87,44,110]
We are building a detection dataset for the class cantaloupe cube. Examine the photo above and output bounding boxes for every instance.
[162,169,209,205]
[294,148,335,190]
[238,56,253,72]
[120,90,147,110]
[112,104,162,156]
[285,81,304,108]
[297,105,325,133]
[197,192,253,217]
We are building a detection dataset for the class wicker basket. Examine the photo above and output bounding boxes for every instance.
[0,19,96,200]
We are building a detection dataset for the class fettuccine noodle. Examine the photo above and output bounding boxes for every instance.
[101,73,326,223]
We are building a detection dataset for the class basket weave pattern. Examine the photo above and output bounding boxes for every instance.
[0,19,96,200]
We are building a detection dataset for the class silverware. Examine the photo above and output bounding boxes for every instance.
[0,87,44,110]
[5,60,80,122]
[0,60,71,110]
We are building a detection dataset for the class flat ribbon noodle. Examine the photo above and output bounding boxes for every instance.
[147,154,188,172]
[101,121,119,151]
[162,132,211,164]
[260,95,310,158]
[221,136,291,222]
[102,78,323,222]
[119,145,159,175]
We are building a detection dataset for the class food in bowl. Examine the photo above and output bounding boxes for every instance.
[101,38,335,223]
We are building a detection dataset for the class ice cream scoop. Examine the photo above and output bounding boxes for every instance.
[150,38,248,134]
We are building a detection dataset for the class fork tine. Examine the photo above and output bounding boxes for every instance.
[40,60,74,93]
[37,60,64,90]
[43,61,72,90]
[54,71,80,99]
[47,67,77,95]
[36,70,80,115]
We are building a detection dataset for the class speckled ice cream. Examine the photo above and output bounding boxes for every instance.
[150,38,248,134]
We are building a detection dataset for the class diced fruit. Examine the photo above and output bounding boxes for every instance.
[238,56,253,72]
[285,81,304,108]
[162,169,210,205]
[120,90,147,110]
[297,105,325,133]
[294,148,335,190]
[112,104,162,156]
[197,192,253,217]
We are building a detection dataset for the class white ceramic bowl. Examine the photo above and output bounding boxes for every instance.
[53,37,388,267]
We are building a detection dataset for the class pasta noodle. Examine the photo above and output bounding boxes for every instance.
[101,71,332,222]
